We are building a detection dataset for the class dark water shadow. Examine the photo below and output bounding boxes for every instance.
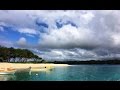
[14,72,31,81]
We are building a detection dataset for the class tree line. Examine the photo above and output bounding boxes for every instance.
[0,46,44,63]
[52,60,120,65]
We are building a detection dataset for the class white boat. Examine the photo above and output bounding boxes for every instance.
[0,71,15,75]
[15,67,31,75]
[0,68,16,75]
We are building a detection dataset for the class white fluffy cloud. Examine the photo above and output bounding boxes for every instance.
[0,10,95,30]
[18,28,38,35]
[0,10,36,28]
[36,10,120,51]
[17,37,26,46]
[39,24,99,49]
[38,24,113,50]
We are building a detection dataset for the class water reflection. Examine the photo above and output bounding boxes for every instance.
[31,68,54,74]
[0,75,16,81]
[15,72,31,81]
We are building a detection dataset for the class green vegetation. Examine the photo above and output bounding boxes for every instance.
[0,46,43,63]
[52,60,120,65]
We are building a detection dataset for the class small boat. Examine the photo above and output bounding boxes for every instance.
[15,67,31,74]
[0,68,16,75]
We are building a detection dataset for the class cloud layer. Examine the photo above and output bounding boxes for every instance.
[1,10,120,60]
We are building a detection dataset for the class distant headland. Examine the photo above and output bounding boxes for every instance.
[50,60,120,65]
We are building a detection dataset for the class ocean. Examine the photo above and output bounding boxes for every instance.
[1,65,120,81]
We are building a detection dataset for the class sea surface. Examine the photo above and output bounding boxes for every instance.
[1,65,120,81]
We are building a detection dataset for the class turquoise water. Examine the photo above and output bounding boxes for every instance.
[1,65,120,81]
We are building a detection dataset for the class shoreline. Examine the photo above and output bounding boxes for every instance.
[0,63,70,70]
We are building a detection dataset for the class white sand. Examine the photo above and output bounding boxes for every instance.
[0,63,70,69]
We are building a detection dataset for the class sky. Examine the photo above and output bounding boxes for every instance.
[1,10,120,61]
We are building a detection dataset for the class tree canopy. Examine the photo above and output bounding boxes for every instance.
[0,46,42,62]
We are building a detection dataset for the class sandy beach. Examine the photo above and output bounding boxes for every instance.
[0,63,70,71]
